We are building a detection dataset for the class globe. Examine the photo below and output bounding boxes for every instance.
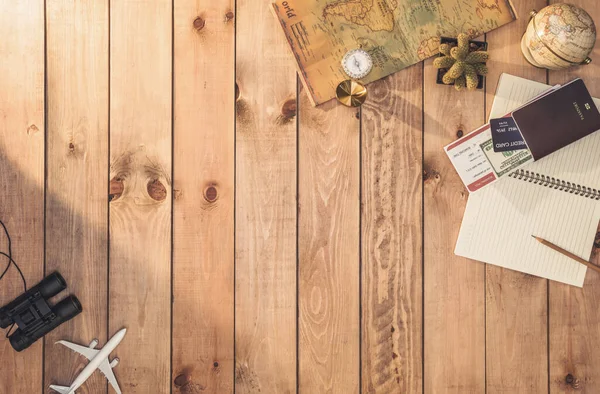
[521,3,596,70]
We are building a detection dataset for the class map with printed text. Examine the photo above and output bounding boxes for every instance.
[272,0,517,105]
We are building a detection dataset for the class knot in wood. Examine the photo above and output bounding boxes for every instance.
[213,361,219,368]
[174,373,191,388]
[193,16,205,31]
[423,167,440,182]
[173,189,183,200]
[225,12,234,22]
[235,82,241,101]
[204,186,218,203]
[281,99,297,119]
[565,373,574,385]
[147,179,167,201]
[456,129,464,138]
[109,178,124,201]
[27,124,39,135]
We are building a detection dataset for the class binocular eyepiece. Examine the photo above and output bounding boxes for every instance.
[0,272,82,351]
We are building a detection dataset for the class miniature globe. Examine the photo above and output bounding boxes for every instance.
[521,4,596,70]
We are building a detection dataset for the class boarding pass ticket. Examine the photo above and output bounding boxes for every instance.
[444,86,559,192]
[444,124,533,192]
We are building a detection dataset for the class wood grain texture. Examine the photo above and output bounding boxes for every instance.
[549,249,600,393]
[0,1,45,393]
[172,0,235,392]
[423,52,485,393]
[548,1,600,392]
[361,67,423,394]
[484,1,549,392]
[298,91,360,393]
[7,1,600,391]
[44,1,109,392]
[109,0,172,392]
[235,1,297,392]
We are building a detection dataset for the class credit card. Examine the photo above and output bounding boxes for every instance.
[490,116,527,152]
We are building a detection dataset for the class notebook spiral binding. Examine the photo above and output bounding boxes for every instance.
[509,169,600,200]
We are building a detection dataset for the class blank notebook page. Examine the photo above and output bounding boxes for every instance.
[455,74,600,287]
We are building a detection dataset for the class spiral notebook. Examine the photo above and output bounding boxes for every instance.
[455,74,600,287]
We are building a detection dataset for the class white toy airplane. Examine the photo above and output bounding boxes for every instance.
[49,328,126,394]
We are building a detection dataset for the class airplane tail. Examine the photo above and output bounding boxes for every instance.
[49,385,72,394]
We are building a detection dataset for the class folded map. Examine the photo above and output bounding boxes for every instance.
[271,0,517,105]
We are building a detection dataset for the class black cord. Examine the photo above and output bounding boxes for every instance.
[0,219,12,256]
[0,219,27,339]
[0,219,27,291]
[0,252,26,290]
[4,322,17,339]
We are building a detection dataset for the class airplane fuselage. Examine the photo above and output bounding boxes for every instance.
[66,328,126,393]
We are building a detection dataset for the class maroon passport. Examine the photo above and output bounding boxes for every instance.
[512,79,600,161]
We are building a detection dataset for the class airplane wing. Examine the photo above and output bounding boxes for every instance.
[48,385,71,394]
[99,358,122,394]
[56,340,99,360]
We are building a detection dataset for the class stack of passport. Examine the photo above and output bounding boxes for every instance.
[445,78,600,193]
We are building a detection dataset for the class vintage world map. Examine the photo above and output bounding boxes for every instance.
[272,0,517,105]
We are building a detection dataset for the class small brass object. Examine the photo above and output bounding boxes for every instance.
[336,80,367,107]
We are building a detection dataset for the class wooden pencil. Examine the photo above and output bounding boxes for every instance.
[532,235,600,274]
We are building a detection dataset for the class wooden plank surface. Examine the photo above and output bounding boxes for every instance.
[298,91,360,393]
[484,1,549,392]
[235,1,297,392]
[44,1,109,392]
[5,2,600,393]
[0,1,45,393]
[423,48,486,393]
[548,1,600,392]
[361,67,423,393]
[109,0,172,392]
[172,0,235,392]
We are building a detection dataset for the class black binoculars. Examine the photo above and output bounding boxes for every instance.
[0,272,82,351]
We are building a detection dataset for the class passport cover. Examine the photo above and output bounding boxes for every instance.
[512,79,600,161]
